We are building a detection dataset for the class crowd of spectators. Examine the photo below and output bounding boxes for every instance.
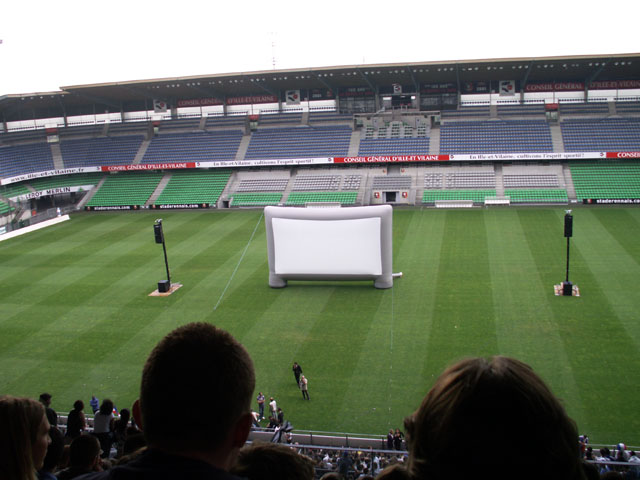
[1,323,638,480]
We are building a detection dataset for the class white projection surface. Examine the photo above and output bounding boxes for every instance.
[264,205,394,289]
[272,217,382,275]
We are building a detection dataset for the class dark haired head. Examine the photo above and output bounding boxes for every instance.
[98,399,113,416]
[140,322,255,454]
[404,356,585,480]
[73,400,84,411]
[231,442,314,480]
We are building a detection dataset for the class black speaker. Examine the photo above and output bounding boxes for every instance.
[158,280,170,293]
[154,224,164,244]
[564,214,573,238]
[562,281,573,296]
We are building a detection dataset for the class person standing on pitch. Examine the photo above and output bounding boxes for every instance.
[299,375,309,400]
[292,362,303,387]
[256,392,265,420]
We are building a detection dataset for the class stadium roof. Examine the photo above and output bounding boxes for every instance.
[1,53,639,123]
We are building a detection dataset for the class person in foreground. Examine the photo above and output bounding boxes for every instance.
[77,322,255,480]
[230,442,315,480]
[0,395,51,480]
[378,356,587,480]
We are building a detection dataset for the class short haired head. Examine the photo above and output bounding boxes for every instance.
[38,393,52,406]
[0,395,47,480]
[140,322,255,454]
[73,400,84,411]
[231,442,315,480]
[69,434,101,468]
[404,356,585,480]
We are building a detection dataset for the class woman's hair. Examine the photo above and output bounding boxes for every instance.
[0,395,46,480]
[403,356,585,480]
[73,400,84,411]
[98,399,114,416]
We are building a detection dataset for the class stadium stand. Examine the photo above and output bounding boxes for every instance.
[496,103,546,117]
[504,188,569,203]
[230,192,283,207]
[0,143,55,178]
[560,118,640,151]
[86,171,164,207]
[142,130,243,163]
[440,120,554,153]
[308,110,353,124]
[60,136,143,168]
[422,189,497,204]
[569,160,640,200]
[244,126,352,159]
[154,169,232,205]
[358,138,430,156]
[285,191,357,205]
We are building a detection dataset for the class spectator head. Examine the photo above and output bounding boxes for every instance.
[0,395,50,480]
[69,434,101,469]
[73,400,84,411]
[98,399,114,416]
[38,393,52,407]
[403,356,585,480]
[230,442,315,480]
[139,322,255,459]
[40,426,65,473]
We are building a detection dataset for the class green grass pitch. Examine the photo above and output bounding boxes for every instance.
[0,207,639,445]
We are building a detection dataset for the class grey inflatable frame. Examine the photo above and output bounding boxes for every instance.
[264,205,393,289]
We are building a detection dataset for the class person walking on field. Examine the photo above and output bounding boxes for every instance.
[299,375,309,400]
[292,362,303,387]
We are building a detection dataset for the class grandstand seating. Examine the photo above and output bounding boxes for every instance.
[257,111,303,125]
[60,136,143,168]
[422,189,497,203]
[28,173,104,192]
[107,121,150,135]
[308,110,353,124]
[59,124,104,137]
[503,174,560,188]
[445,171,496,189]
[142,130,243,163]
[371,175,412,190]
[358,138,430,156]
[569,160,640,200]
[440,120,553,153]
[496,104,545,116]
[154,169,231,205]
[158,117,201,131]
[615,101,640,115]
[230,192,283,207]
[559,102,609,116]
[560,118,640,151]
[441,105,490,118]
[86,171,163,206]
[244,126,351,159]
[504,189,569,203]
[285,191,357,205]
[0,143,55,178]
[292,175,341,191]
[205,114,247,128]
[234,178,289,192]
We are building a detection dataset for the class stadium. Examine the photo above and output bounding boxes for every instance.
[1,52,640,476]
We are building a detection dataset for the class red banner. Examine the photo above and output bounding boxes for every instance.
[605,152,640,158]
[177,98,223,107]
[101,162,196,172]
[333,155,449,163]
[227,95,278,105]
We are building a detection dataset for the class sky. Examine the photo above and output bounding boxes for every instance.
[1,0,638,96]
